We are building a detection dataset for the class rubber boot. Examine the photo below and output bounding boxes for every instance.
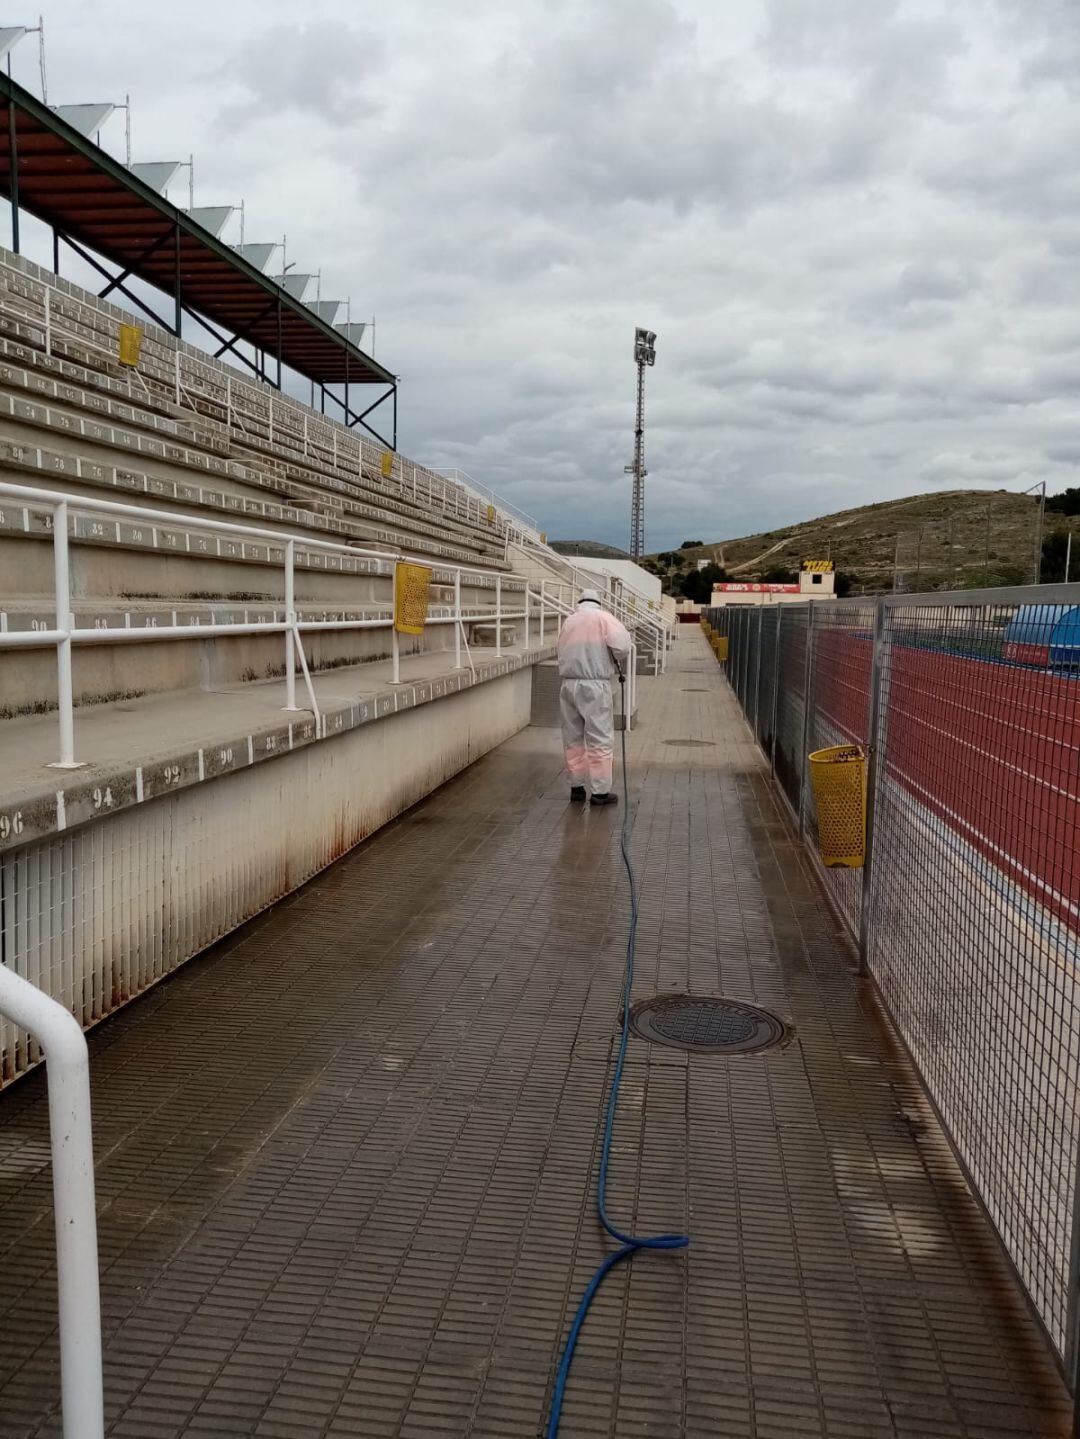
[570,786,587,801]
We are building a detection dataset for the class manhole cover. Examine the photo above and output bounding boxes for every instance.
[629,995,788,1054]
[663,738,715,747]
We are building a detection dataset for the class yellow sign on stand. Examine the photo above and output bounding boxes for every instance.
[118,323,143,367]
[380,450,395,478]
[394,561,432,635]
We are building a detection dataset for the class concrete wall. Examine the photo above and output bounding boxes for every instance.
[0,667,533,1085]
[571,557,662,604]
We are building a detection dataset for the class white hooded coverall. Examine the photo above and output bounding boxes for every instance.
[556,601,633,796]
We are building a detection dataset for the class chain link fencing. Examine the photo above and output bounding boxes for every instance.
[705,589,1080,1384]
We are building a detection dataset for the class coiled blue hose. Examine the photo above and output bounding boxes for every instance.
[545,668,690,1437]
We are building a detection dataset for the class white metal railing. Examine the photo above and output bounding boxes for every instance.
[538,585,639,717]
[436,468,540,538]
[0,963,104,1439]
[0,480,531,767]
[507,531,674,672]
[0,250,529,551]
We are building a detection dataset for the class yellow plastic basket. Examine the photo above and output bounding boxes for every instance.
[808,745,867,868]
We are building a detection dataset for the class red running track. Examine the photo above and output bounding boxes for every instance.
[816,632,1080,929]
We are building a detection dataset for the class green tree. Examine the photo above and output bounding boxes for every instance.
[1045,489,1080,517]
[680,539,705,549]
[679,563,728,602]
[1040,530,1071,583]
[760,564,797,584]
[834,571,855,598]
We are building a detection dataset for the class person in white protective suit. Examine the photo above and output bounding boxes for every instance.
[556,589,633,806]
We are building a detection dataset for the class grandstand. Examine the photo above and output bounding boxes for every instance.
[0,55,1074,1439]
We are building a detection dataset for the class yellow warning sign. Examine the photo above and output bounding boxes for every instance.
[486,504,496,524]
[394,561,431,635]
[803,559,834,573]
[118,323,143,367]
[380,450,395,478]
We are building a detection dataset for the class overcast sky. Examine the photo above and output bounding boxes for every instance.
[9,1,1080,549]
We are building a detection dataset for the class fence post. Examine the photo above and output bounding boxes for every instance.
[752,608,763,732]
[283,539,297,711]
[391,564,401,684]
[857,597,887,973]
[524,587,531,650]
[50,501,78,769]
[1066,1186,1080,1434]
[770,607,782,772]
[495,576,502,657]
[454,570,462,670]
[797,603,815,839]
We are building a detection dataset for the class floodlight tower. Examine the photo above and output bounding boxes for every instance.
[625,327,656,559]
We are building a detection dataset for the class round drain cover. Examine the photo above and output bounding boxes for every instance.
[663,738,715,747]
[630,995,788,1055]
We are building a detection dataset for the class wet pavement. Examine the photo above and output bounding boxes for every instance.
[0,627,1070,1437]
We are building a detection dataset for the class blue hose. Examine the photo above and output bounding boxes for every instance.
[545,668,690,1437]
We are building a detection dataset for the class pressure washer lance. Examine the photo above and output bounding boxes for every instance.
[544,656,690,1437]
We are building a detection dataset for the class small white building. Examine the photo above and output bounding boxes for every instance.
[710,565,836,607]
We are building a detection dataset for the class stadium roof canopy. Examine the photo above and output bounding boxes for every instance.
[0,71,395,418]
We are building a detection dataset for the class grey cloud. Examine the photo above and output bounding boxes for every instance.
[24,0,1080,549]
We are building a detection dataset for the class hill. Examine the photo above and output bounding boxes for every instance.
[550,539,631,560]
[648,489,1080,595]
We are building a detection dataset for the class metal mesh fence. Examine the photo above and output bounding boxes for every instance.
[805,602,875,936]
[704,589,1080,1374]
[774,607,809,816]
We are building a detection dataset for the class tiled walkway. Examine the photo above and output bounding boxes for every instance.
[0,629,1070,1437]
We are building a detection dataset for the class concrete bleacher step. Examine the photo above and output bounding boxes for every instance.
[0,339,507,569]
[0,275,509,566]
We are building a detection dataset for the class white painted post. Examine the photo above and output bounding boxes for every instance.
[0,964,104,1439]
[268,396,274,447]
[495,576,502,657]
[303,414,308,457]
[539,581,546,644]
[454,570,462,670]
[44,284,52,356]
[283,539,297,711]
[524,587,531,650]
[173,348,180,404]
[50,501,78,769]
[392,564,401,684]
[225,375,232,431]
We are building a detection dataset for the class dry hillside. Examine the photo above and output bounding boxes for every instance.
[655,489,1079,593]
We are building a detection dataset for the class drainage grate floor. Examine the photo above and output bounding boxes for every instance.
[630,994,788,1054]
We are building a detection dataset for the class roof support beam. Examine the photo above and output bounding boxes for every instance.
[98,226,175,299]
[7,87,18,253]
[59,230,175,333]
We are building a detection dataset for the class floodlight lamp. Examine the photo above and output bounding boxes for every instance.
[634,326,657,366]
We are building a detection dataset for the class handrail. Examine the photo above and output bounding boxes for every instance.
[508,533,672,648]
[0,964,104,1439]
[538,585,639,716]
[0,479,531,765]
